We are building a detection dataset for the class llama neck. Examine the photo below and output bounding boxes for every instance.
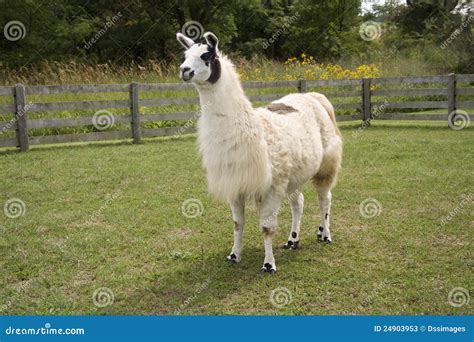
[195,56,253,118]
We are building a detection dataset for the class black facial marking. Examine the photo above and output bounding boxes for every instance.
[207,59,221,84]
[292,232,297,239]
[200,51,215,61]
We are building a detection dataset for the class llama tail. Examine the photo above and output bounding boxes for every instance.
[307,92,342,137]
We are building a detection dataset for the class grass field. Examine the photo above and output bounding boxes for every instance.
[0,121,472,315]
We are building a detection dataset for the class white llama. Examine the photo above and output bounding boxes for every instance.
[177,32,343,273]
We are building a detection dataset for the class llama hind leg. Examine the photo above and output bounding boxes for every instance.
[313,174,336,243]
[259,190,282,273]
[226,197,245,263]
[317,188,333,243]
[283,191,304,250]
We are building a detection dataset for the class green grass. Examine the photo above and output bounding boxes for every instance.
[0,122,472,315]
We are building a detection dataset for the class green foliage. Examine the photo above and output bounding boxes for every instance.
[0,0,471,72]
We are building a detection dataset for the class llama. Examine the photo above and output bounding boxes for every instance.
[176,32,343,273]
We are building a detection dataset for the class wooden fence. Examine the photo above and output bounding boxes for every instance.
[0,73,473,152]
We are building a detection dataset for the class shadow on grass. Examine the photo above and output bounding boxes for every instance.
[124,244,305,315]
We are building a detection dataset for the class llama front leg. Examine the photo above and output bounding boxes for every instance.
[226,196,245,263]
[283,191,304,249]
[259,190,282,273]
[317,188,333,243]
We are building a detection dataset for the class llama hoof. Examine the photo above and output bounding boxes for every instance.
[283,240,299,250]
[317,226,324,238]
[260,263,276,274]
[318,236,332,243]
[226,253,239,264]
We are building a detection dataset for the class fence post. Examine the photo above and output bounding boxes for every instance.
[362,77,371,123]
[298,79,307,93]
[447,73,456,128]
[130,82,141,143]
[14,83,29,152]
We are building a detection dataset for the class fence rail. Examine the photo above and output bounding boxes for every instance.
[0,74,473,152]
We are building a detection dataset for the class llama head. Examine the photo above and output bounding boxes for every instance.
[176,32,221,84]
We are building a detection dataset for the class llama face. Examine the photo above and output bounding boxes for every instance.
[176,32,220,84]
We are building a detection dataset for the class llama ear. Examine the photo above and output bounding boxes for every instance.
[203,32,219,51]
[176,33,194,50]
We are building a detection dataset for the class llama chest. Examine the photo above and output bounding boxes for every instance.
[197,119,272,200]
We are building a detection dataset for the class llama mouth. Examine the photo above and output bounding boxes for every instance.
[181,70,195,81]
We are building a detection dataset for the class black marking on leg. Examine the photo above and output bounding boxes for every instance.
[260,263,276,274]
[283,240,293,249]
[226,253,238,263]
[325,213,328,219]
[319,226,324,232]
[318,226,323,237]
[292,241,299,249]
[292,232,297,239]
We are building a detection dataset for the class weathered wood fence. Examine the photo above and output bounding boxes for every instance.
[0,74,473,152]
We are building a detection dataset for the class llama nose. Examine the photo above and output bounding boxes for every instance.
[180,66,191,73]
